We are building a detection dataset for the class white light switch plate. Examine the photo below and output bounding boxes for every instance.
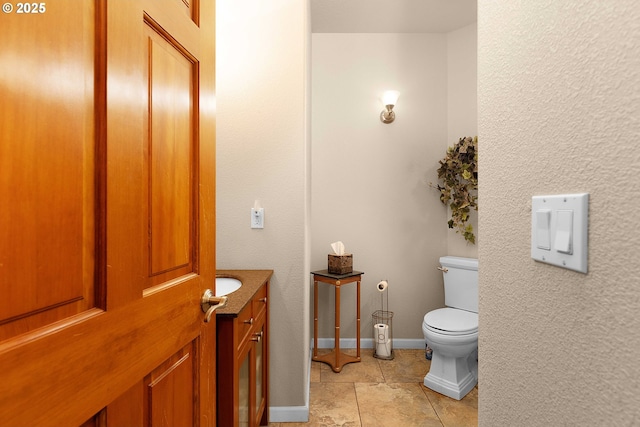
[531,193,588,273]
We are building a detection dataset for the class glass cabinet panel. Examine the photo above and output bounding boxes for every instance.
[255,325,264,410]
[239,353,250,427]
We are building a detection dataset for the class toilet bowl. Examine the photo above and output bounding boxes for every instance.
[423,257,478,400]
[422,308,477,400]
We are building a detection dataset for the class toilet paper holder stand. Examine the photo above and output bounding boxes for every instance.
[372,310,394,360]
[373,280,394,360]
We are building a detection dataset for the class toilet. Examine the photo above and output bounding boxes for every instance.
[422,256,478,400]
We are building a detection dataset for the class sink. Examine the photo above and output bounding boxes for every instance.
[215,277,242,296]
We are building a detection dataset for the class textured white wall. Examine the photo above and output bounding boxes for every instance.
[312,30,477,342]
[479,1,640,425]
[216,0,310,413]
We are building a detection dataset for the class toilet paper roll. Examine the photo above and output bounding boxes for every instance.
[377,280,388,292]
[376,340,392,358]
[374,324,392,358]
[374,323,390,343]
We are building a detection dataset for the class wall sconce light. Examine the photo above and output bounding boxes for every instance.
[380,90,400,124]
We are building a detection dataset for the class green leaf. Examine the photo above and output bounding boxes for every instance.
[433,136,478,244]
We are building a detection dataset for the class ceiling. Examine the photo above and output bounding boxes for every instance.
[311,0,477,33]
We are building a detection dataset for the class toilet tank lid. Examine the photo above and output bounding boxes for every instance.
[439,256,478,271]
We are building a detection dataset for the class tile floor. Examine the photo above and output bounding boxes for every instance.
[269,348,477,427]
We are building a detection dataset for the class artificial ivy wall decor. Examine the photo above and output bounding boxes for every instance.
[433,136,478,244]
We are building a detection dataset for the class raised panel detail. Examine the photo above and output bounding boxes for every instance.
[145,343,196,427]
[175,0,199,25]
[0,0,98,338]
[144,22,198,284]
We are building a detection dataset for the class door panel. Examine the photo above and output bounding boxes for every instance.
[146,20,197,282]
[0,0,97,341]
[0,0,217,425]
[146,342,197,427]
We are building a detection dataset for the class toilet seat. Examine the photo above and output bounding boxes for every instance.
[424,308,478,336]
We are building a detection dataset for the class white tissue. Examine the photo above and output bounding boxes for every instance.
[375,323,390,343]
[374,323,392,357]
[330,241,345,256]
[377,280,388,292]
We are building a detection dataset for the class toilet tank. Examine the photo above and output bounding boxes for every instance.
[440,256,478,313]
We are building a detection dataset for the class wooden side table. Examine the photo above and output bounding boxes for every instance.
[311,269,363,372]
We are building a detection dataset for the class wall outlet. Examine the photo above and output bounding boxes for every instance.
[251,208,264,229]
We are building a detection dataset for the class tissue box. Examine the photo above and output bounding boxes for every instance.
[328,254,353,274]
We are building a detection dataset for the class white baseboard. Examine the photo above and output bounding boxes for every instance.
[269,405,309,423]
[315,337,425,350]
[268,351,312,423]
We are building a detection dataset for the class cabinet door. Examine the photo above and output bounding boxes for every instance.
[238,346,251,427]
[254,321,268,426]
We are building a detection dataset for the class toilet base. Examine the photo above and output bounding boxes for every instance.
[423,351,477,400]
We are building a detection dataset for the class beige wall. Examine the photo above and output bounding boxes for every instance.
[479,1,640,425]
[216,0,311,419]
[311,28,477,344]
[217,4,477,418]
[447,23,478,258]
[311,33,447,343]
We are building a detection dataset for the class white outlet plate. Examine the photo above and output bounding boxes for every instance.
[531,193,589,273]
[251,208,264,229]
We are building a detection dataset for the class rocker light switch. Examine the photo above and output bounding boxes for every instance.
[535,209,551,250]
[554,210,573,254]
[531,193,588,273]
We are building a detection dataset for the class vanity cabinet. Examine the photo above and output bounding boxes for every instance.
[217,275,270,427]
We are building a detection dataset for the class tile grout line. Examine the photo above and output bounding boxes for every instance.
[353,382,364,427]
[376,356,388,383]
[421,384,446,427]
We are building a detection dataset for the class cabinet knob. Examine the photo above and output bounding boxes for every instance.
[259,297,267,304]
[251,331,263,342]
[244,317,254,325]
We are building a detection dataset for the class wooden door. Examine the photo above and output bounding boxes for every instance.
[0,1,217,426]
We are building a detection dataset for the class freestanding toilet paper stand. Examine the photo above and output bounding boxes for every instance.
[372,281,394,360]
[311,269,363,373]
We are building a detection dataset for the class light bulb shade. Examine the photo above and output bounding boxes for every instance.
[381,90,400,106]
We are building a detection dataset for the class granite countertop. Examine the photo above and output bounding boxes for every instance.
[216,269,273,317]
